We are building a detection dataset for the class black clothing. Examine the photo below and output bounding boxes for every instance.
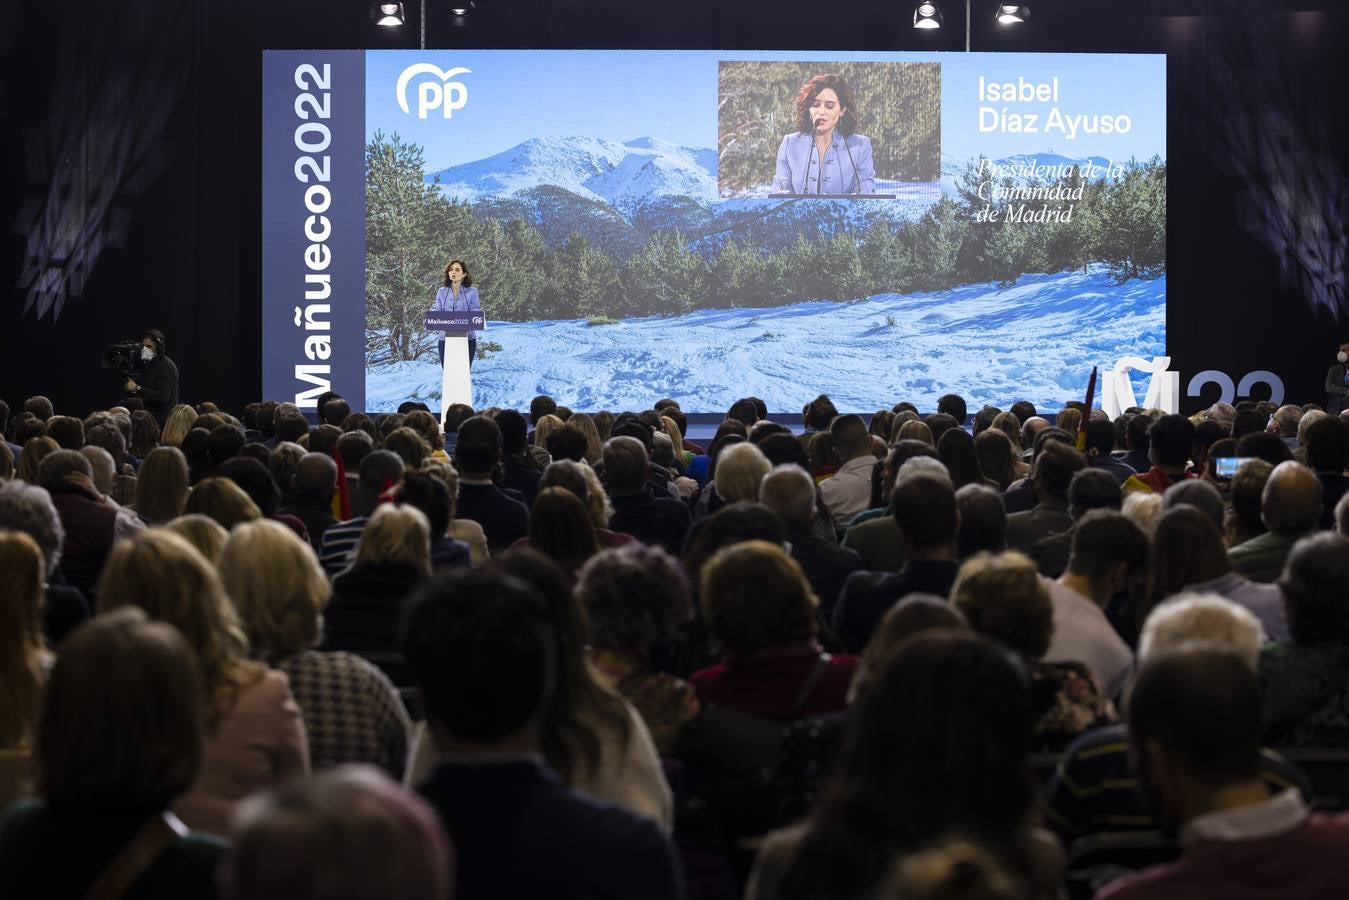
[609,491,692,555]
[455,481,530,555]
[136,354,179,423]
[43,576,91,647]
[324,561,425,687]
[279,493,338,557]
[785,522,863,622]
[419,759,684,900]
[832,559,960,653]
[500,453,544,509]
[1326,362,1348,416]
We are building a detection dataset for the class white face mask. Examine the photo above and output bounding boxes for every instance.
[1338,351,1348,364]
[141,346,155,361]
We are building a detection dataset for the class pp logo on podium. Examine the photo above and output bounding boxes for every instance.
[396,64,471,120]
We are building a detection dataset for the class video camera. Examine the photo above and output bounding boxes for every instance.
[101,341,146,381]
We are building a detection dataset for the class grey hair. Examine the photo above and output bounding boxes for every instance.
[759,464,816,524]
[38,448,93,491]
[0,480,65,575]
[896,455,952,486]
[1139,591,1265,670]
[80,446,117,495]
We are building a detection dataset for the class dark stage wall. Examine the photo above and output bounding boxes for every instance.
[2,0,1347,416]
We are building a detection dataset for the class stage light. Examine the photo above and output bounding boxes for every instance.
[446,1,475,14]
[913,2,943,29]
[995,4,1029,24]
[375,2,405,26]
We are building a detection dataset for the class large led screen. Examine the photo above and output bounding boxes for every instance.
[262,50,1166,413]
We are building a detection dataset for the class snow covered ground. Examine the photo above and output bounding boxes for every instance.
[365,266,1165,414]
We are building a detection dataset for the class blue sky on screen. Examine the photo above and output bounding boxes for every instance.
[365,50,1165,173]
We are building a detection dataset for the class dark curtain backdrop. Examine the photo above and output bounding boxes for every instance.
[2,0,1347,415]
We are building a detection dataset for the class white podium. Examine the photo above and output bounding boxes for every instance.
[425,310,485,426]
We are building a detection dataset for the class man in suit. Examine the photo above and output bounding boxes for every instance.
[833,470,961,653]
[405,569,684,900]
[1005,440,1084,553]
[759,463,862,623]
[605,436,691,555]
[453,415,530,555]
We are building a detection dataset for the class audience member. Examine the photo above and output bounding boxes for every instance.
[1041,510,1145,697]
[1259,532,1349,747]
[39,449,128,597]
[760,463,862,620]
[98,530,309,835]
[1082,418,1137,483]
[1162,478,1225,530]
[0,530,50,800]
[184,475,263,530]
[973,428,1018,491]
[220,519,411,777]
[842,440,940,572]
[951,551,1116,749]
[223,765,453,900]
[1148,504,1287,640]
[453,415,530,554]
[325,504,432,688]
[319,449,406,575]
[403,567,683,900]
[1005,441,1085,552]
[1303,414,1349,529]
[955,483,1007,559]
[132,445,189,525]
[1028,467,1123,579]
[278,451,339,556]
[1096,647,1349,900]
[834,473,960,653]
[578,545,698,754]
[1121,413,1152,473]
[695,540,858,719]
[747,632,1062,900]
[1047,595,1303,845]
[819,415,875,528]
[0,609,227,897]
[162,513,229,563]
[1121,490,1164,537]
[605,436,691,554]
[1228,460,1322,582]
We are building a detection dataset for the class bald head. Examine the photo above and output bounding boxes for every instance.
[1262,461,1323,534]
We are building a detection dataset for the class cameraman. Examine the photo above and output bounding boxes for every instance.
[124,329,179,424]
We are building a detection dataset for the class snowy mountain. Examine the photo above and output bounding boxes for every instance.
[426,135,718,217]
[365,266,1165,414]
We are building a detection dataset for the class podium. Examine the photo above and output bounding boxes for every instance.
[425,310,486,426]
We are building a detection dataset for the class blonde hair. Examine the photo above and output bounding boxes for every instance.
[533,414,565,450]
[578,463,613,530]
[1139,592,1264,669]
[0,530,47,747]
[220,519,331,663]
[133,446,189,525]
[1056,408,1083,434]
[950,551,1053,660]
[659,416,685,460]
[161,513,230,563]
[356,503,431,575]
[699,540,818,657]
[714,441,772,504]
[897,420,935,447]
[1122,491,1164,538]
[569,413,604,465]
[183,476,263,530]
[160,404,200,447]
[98,529,263,729]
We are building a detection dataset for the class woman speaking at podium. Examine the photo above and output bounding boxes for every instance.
[773,72,876,196]
[433,259,481,368]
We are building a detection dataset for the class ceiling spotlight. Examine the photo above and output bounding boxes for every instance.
[995,4,1029,24]
[446,1,475,14]
[374,1,405,26]
[913,1,943,29]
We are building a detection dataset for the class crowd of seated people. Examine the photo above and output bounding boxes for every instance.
[2,388,1349,899]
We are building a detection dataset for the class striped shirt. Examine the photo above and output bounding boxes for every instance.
[1045,723,1311,842]
[320,515,368,576]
